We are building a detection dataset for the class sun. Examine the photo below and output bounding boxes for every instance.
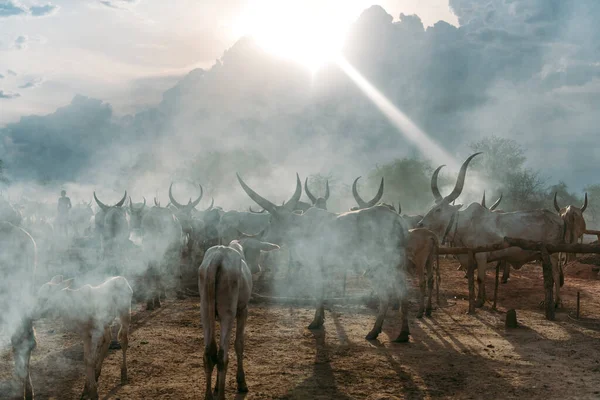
[232,1,351,73]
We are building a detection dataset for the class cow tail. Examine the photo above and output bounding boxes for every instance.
[203,253,222,363]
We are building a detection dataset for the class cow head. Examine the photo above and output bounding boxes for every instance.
[418,153,482,235]
[554,192,587,244]
[351,176,384,211]
[304,178,330,210]
[128,196,147,229]
[168,182,203,216]
[34,275,74,319]
[236,173,304,245]
[235,230,280,274]
[93,190,129,244]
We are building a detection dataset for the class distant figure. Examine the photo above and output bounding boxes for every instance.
[57,190,72,236]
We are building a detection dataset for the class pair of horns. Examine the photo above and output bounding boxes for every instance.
[237,173,302,216]
[129,196,146,212]
[481,191,503,211]
[169,182,204,210]
[304,178,330,205]
[430,153,482,204]
[94,191,127,212]
[554,192,587,213]
[352,177,384,209]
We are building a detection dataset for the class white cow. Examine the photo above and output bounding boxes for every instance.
[199,238,279,400]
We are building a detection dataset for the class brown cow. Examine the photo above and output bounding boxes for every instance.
[406,228,440,318]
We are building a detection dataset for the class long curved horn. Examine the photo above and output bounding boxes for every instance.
[490,193,503,211]
[115,191,127,207]
[352,177,368,208]
[93,192,109,212]
[128,196,133,208]
[281,173,302,211]
[205,197,214,211]
[189,184,203,209]
[236,173,279,216]
[248,206,266,214]
[398,201,402,215]
[324,180,330,201]
[443,153,481,204]
[581,192,588,213]
[130,196,146,212]
[236,227,266,239]
[553,192,561,213]
[169,183,185,209]
[481,191,487,208]
[367,177,384,208]
[431,165,445,202]
[154,197,160,207]
[304,177,317,205]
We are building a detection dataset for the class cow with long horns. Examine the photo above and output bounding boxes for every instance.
[418,153,566,308]
[94,191,130,258]
[554,192,588,263]
[304,178,330,210]
[237,173,412,342]
[168,182,205,256]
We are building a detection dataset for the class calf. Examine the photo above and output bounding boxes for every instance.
[199,239,279,400]
[406,228,440,318]
[35,275,132,400]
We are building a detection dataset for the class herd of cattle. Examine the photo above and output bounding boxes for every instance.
[0,152,591,399]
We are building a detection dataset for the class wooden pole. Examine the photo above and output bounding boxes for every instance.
[503,237,600,254]
[539,245,555,321]
[493,261,500,311]
[467,250,476,314]
[576,291,580,319]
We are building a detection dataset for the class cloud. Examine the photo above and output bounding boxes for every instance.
[0,73,4,79]
[30,3,58,17]
[0,1,58,18]
[99,0,139,10]
[7,69,17,76]
[0,1,26,17]
[0,90,20,99]
[18,77,44,89]
[11,35,46,50]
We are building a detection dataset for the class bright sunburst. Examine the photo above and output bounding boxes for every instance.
[232,0,351,72]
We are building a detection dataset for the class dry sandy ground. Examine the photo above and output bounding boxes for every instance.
[2,258,600,400]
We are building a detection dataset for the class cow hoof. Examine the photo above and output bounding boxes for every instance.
[237,383,248,393]
[365,329,381,340]
[416,311,424,319]
[109,340,121,350]
[392,331,410,343]
[425,308,432,317]
[501,279,508,284]
[554,300,562,309]
[475,299,485,308]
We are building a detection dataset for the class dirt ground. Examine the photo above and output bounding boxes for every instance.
[2,257,600,400]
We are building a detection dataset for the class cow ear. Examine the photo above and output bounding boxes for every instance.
[452,204,463,211]
[260,242,280,252]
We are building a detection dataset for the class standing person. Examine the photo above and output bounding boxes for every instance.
[57,190,72,236]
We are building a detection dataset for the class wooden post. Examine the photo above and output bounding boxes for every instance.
[467,250,476,314]
[539,246,555,321]
[576,291,580,319]
[493,261,500,310]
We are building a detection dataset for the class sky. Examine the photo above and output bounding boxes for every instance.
[0,0,457,123]
[1,0,600,200]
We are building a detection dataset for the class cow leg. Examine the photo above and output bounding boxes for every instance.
[392,295,410,343]
[552,255,562,308]
[11,319,36,400]
[416,260,426,319]
[475,255,487,308]
[215,314,234,400]
[235,307,248,393]
[118,313,130,384]
[366,294,389,340]
[425,256,434,317]
[308,278,325,330]
[202,333,217,400]
[501,262,510,284]
[94,327,111,383]
[81,331,100,400]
